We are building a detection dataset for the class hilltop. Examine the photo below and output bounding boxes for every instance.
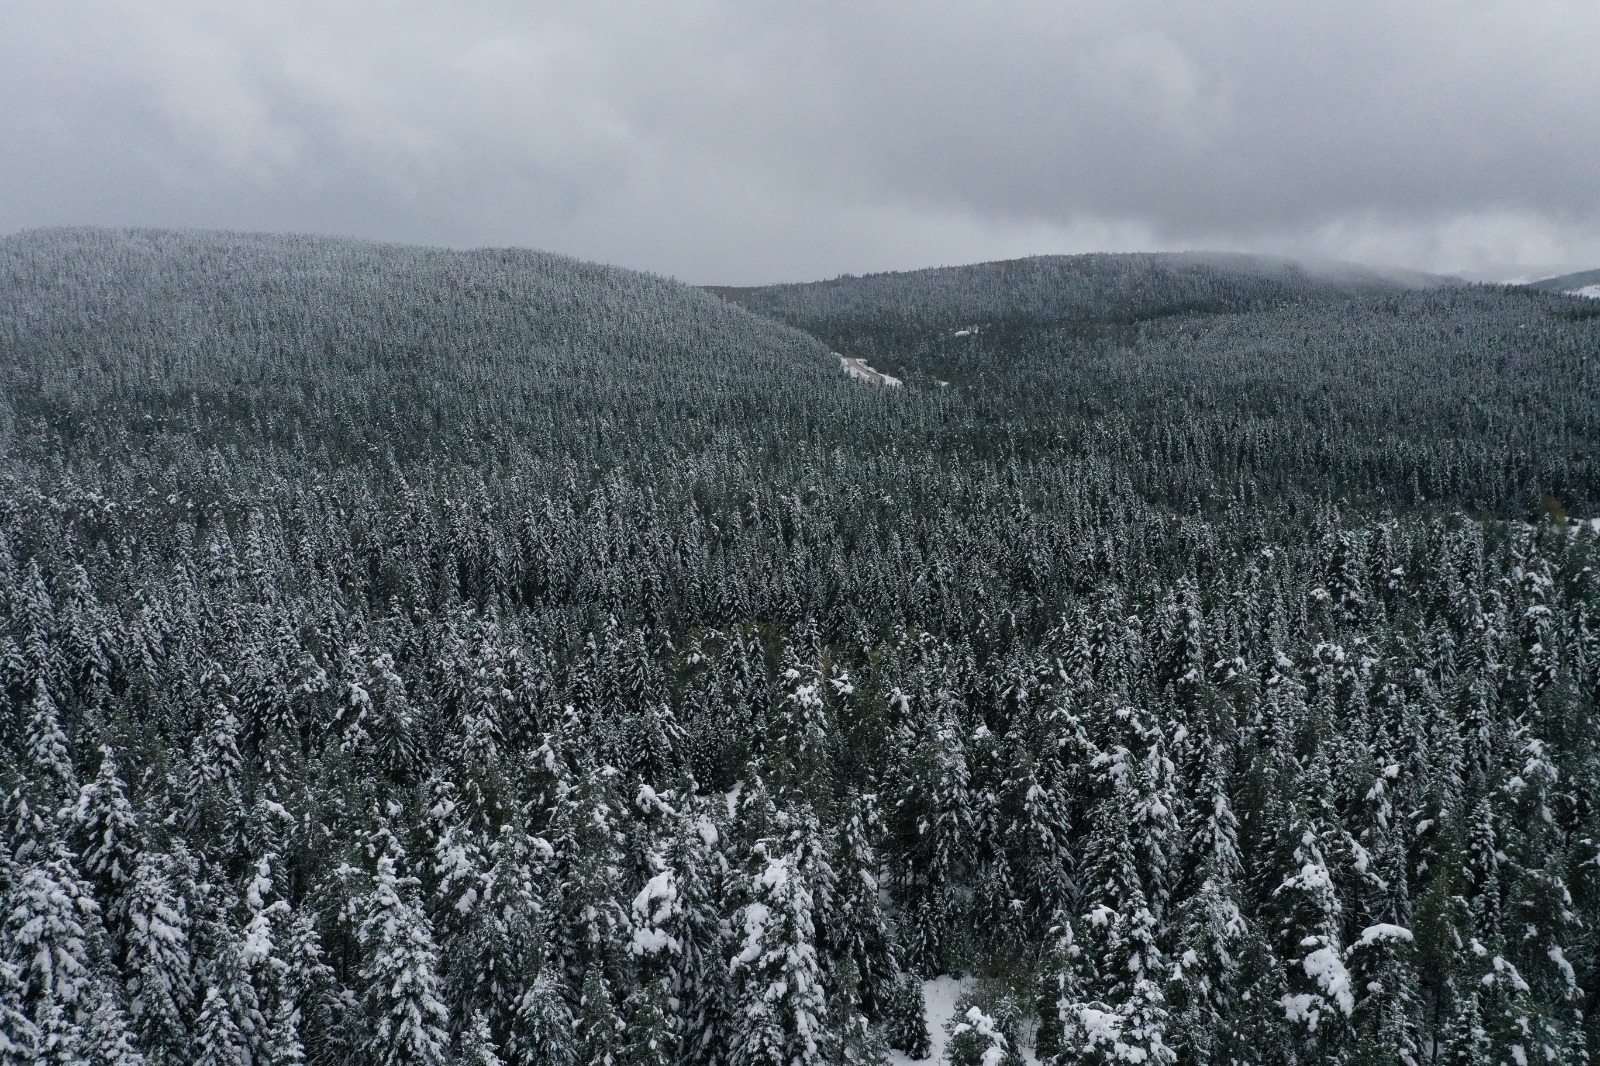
[0,226,837,465]
[1525,267,1600,298]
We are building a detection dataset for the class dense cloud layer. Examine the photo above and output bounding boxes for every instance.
[3,0,1598,282]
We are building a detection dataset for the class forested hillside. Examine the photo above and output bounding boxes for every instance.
[1526,269,1600,296]
[2,229,1598,1066]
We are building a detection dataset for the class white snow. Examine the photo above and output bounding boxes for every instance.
[887,976,970,1066]
[837,353,903,387]
[886,976,1040,1066]
[1355,923,1413,949]
[951,1006,1010,1066]
[1548,945,1577,988]
[733,901,772,966]
[1302,945,1355,1016]
[1566,284,1600,299]
[629,870,679,956]
[1074,1006,1128,1051]
[1281,942,1354,1027]
[1483,955,1530,993]
[1280,993,1320,1028]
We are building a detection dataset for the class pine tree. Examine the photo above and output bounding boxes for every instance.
[25,677,76,806]
[1346,923,1421,1066]
[1050,731,1177,1066]
[280,905,343,1064]
[767,643,833,804]
[185,665,249,860]
[240,856,304,1066]
[508,964,576,1066]
[193,985,247,1066]
[882,970,930,1060]
[946,999,1015,1066]
[121,851,194,1060]
[624,859,681,1066]
[0,843,108,1064]
[67,746,141,926]
[661,802,730,1066]
[80,979,147,1066]
[357,834,450,1066]
[460,1009,505,1066]
[578,963,624,1066]
[727,847,829,1066]
[0,954,39,1064]
[1270,797,1354,1057]
[826,792,897,1021]
[620,978,676,1066]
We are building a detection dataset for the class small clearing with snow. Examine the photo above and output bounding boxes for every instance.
[837,353,902,386]
[1568,284,1600,299]
[887,977,1041,1066]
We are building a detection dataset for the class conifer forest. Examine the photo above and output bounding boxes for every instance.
[5,226,1600,1066]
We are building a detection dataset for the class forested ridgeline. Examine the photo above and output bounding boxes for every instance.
[711,253,1447,335]
[1,229,1598,1066]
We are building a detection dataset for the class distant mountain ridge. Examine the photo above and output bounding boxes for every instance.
[708,251,1453,339]
[1524,267,1600,296]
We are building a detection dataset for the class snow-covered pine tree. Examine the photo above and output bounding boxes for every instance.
[459,1009,505,1066]
[882,970,930,1060]
[507,964,577,1066]
[1270,790,1354,1058]
[193,985,247,1066]
[356,831,450,1066]
[1166,745,1258,1066]
[727,844,829,1066]
[121,851,194,1061]
[1345,922,1421,1066]
[0,954,39,1063]
[624,858,681,1066]
[185,665,249,863]
[1049,732,1176,1066]
[0,829,121,1065]
[578,962,624,1066]
[825,792,897,1022]
[25,676,76,807]
[66,745,141,930]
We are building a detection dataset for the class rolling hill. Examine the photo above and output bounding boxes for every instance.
[1,229,1597,1066]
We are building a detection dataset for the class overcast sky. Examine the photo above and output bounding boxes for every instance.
[3,1,1598,284]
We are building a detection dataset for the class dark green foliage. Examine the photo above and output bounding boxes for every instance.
[2,229,1598,1064]
[883,971,932,1058]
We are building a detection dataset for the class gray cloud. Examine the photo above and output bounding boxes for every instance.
[3,0,1598,283]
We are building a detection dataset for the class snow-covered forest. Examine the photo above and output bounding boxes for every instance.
[2,227,1598,1065]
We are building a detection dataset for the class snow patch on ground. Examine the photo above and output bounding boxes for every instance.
[837,353,902,386]
[1567,284,1600,299]
[887,977,1040,1066]
[888,976,970,1066]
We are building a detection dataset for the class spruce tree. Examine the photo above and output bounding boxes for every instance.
[356,833,450,1066]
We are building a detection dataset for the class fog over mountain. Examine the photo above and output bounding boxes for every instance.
[4,1,1600,282]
